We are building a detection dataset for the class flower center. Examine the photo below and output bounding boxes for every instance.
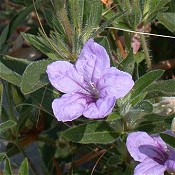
[88,82,100,98]
[83,81,100,103]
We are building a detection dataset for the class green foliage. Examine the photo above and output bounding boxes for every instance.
[142,0,171,23]
[18,158,29,175]
[4,157,12,175]
[157,12,175,34]
[160,133,175,149]
[62,121,120,144]
[23,0,103,61]
[1,55,30,75]
[0,120,17,133]
[137,113,174,133]
[0,5,34,52]
[21,32,62,60]
[0,83,3,116]
[145,79,175,98]
[1,0,175,174]
[21,60,53,94]
[130,69,164,99]
[119,49,135,75]
[0,61,22,86]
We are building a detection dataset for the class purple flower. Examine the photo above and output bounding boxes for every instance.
[46,39,134,122]
[126,131,175,175]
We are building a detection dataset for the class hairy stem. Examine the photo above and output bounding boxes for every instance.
[140,34,152,70]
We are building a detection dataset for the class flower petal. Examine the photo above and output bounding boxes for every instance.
[52,93,87,122]
[47,61,84,93]
[98,67,134,99]
[165,159,175,173]
[134,159,166,175]
[83,96,116,119]
[138,144,168,164]
[151,134,167,150]
[76,39,110,83]
[126,132,159,162]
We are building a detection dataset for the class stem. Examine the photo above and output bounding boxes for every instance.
[112,30,126,58]
[53,158,62,175]
[140,34,152,70]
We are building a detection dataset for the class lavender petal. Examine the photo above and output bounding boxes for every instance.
[83,96,116,119]
[52,93,87,122]
[97,67,134,99]
[76,39,110,83]
[134,158,166,175]
[47,61,85,93]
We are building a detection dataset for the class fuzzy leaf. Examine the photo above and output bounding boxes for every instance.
[0,153,6,162]
[21,33,59,60]
[0,83,3,116]
[21,60,53,94]
[62,121,119,144]
[0,5,33,50]
[137,113,174,133]
[157,12,175,34]
[160,133,175,149]
[119,50,135,75]
[144,79,175,98]
[18,158,29,175]
[0,120,17,133]
[143,0,171,22]
[130,69,164,99]
[134,100,153,113]
[1,55,30,75]
[0,61,21,86]
[4,157,12,175]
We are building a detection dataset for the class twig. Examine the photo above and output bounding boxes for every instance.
[53,158,62,175]
[90,150,106,175]
[112,30,126,58]
[74,148,100,167]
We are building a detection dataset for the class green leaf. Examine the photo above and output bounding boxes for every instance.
[81,0,102,39]
[0,153,6,162]
[160,133,175,149]
[93,12,124,37]
[119,49,135,75]
[62,121,119,144]
[1,55,30,75]
[134,100,153,113]
[107,112,122,121]
[30,85,59,112]
[4,157,12,175]
[144,79,175,98]
[21,60,53,94]
[0,83,3,116]
[157,12,175,34]
[0,120,17,133]
[137,113,174,133]
[0,61,22,86]
[18,158,29,175]
[0,5,34,50]
[130,91,147,107]
[130,69,164,99]
[143,0,171,23]
[21,33,59,60]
